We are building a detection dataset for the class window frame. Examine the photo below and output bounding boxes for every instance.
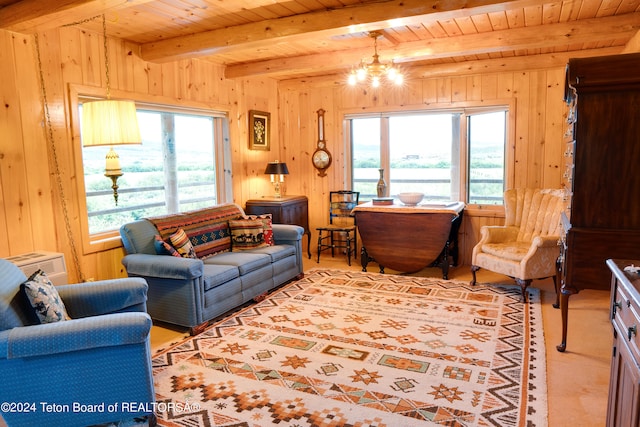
[342,100,515,214]
[68,84,233,254]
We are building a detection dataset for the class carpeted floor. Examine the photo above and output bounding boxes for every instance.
[151,269,548,426]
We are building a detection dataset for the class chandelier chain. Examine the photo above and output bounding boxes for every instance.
[101,14,111,99]
[34,33,86,283]
[61,14,110,97]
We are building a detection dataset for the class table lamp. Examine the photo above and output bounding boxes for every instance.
[264,161,289,198]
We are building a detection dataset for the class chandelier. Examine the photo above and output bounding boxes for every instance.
[80,14,141,205]
[347,31,403,88]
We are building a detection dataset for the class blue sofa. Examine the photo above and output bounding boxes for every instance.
[119,203,304,333]
[0,259,155,427]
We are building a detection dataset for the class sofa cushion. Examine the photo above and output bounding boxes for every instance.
[169,228,197,259]
[229,219,269,251]
[202,264,240,291]
[248,244,295,263]
[204,252,271,275]
[21,270,70,324]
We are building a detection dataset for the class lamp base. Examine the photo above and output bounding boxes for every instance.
[272,181,282,198]
[105,172,123,205]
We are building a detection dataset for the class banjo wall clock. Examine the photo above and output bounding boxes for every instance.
[312,108,332,177]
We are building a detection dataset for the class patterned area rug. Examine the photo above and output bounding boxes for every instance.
[152,269,548,426]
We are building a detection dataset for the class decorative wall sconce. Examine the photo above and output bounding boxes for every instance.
[264,161,289,198]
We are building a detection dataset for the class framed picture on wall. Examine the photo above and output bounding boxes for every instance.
[249,110,270,151]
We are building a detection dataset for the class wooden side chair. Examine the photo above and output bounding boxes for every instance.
[316,191,359,265]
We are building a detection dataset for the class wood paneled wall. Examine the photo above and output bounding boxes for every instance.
[0,25,567,282]
[277,68,566,267]
[0,27,281,282]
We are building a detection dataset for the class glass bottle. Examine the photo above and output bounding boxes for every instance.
[376,168,387,198]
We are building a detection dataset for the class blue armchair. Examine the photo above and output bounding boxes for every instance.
[0,259,156,427]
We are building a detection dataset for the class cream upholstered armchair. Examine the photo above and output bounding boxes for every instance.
[470,188,565,302]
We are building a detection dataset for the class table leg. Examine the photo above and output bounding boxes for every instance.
[361,246,369,272]
[441,242,450,280]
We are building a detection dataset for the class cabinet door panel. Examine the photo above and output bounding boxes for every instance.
[608,329,640,427]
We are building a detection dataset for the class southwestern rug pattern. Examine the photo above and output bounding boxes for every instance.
[152,269,548,427]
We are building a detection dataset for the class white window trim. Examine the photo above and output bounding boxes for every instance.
[341,100,515,212]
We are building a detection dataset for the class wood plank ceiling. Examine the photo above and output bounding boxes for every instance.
[1,0,639,81]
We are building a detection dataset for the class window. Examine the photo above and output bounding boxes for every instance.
[348,107,507,205]
[81,104,230,236]
[467,111,506,204]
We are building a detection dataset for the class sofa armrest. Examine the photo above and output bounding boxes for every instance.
[0,312,152,359]
[272,224,304,243]
[58,278,148,318]
[122,253,204,280]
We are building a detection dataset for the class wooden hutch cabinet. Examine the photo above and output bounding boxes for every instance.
[557,53,640,352]
[606,259,640,427]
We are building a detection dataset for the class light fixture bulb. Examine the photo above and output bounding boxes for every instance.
[346,31,404,88]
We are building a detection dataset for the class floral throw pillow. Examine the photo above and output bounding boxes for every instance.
[21,270,70,323]
[169,228,197,258]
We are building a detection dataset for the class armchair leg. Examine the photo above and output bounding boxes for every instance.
[470,265,480,286]
[515,278,532,303]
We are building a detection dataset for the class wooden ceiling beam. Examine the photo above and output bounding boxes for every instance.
[622,30,640,53]
[0,0,155,33]
[225,13,640,78]
[409,47,624,79]
[140,0,544,63]
[278,46,624,89]
[0,0,95,27]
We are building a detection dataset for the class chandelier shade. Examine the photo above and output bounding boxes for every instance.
[348,32,403,88]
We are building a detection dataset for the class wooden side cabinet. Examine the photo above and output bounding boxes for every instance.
[607,259,640,427]
[245,195,311,259]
